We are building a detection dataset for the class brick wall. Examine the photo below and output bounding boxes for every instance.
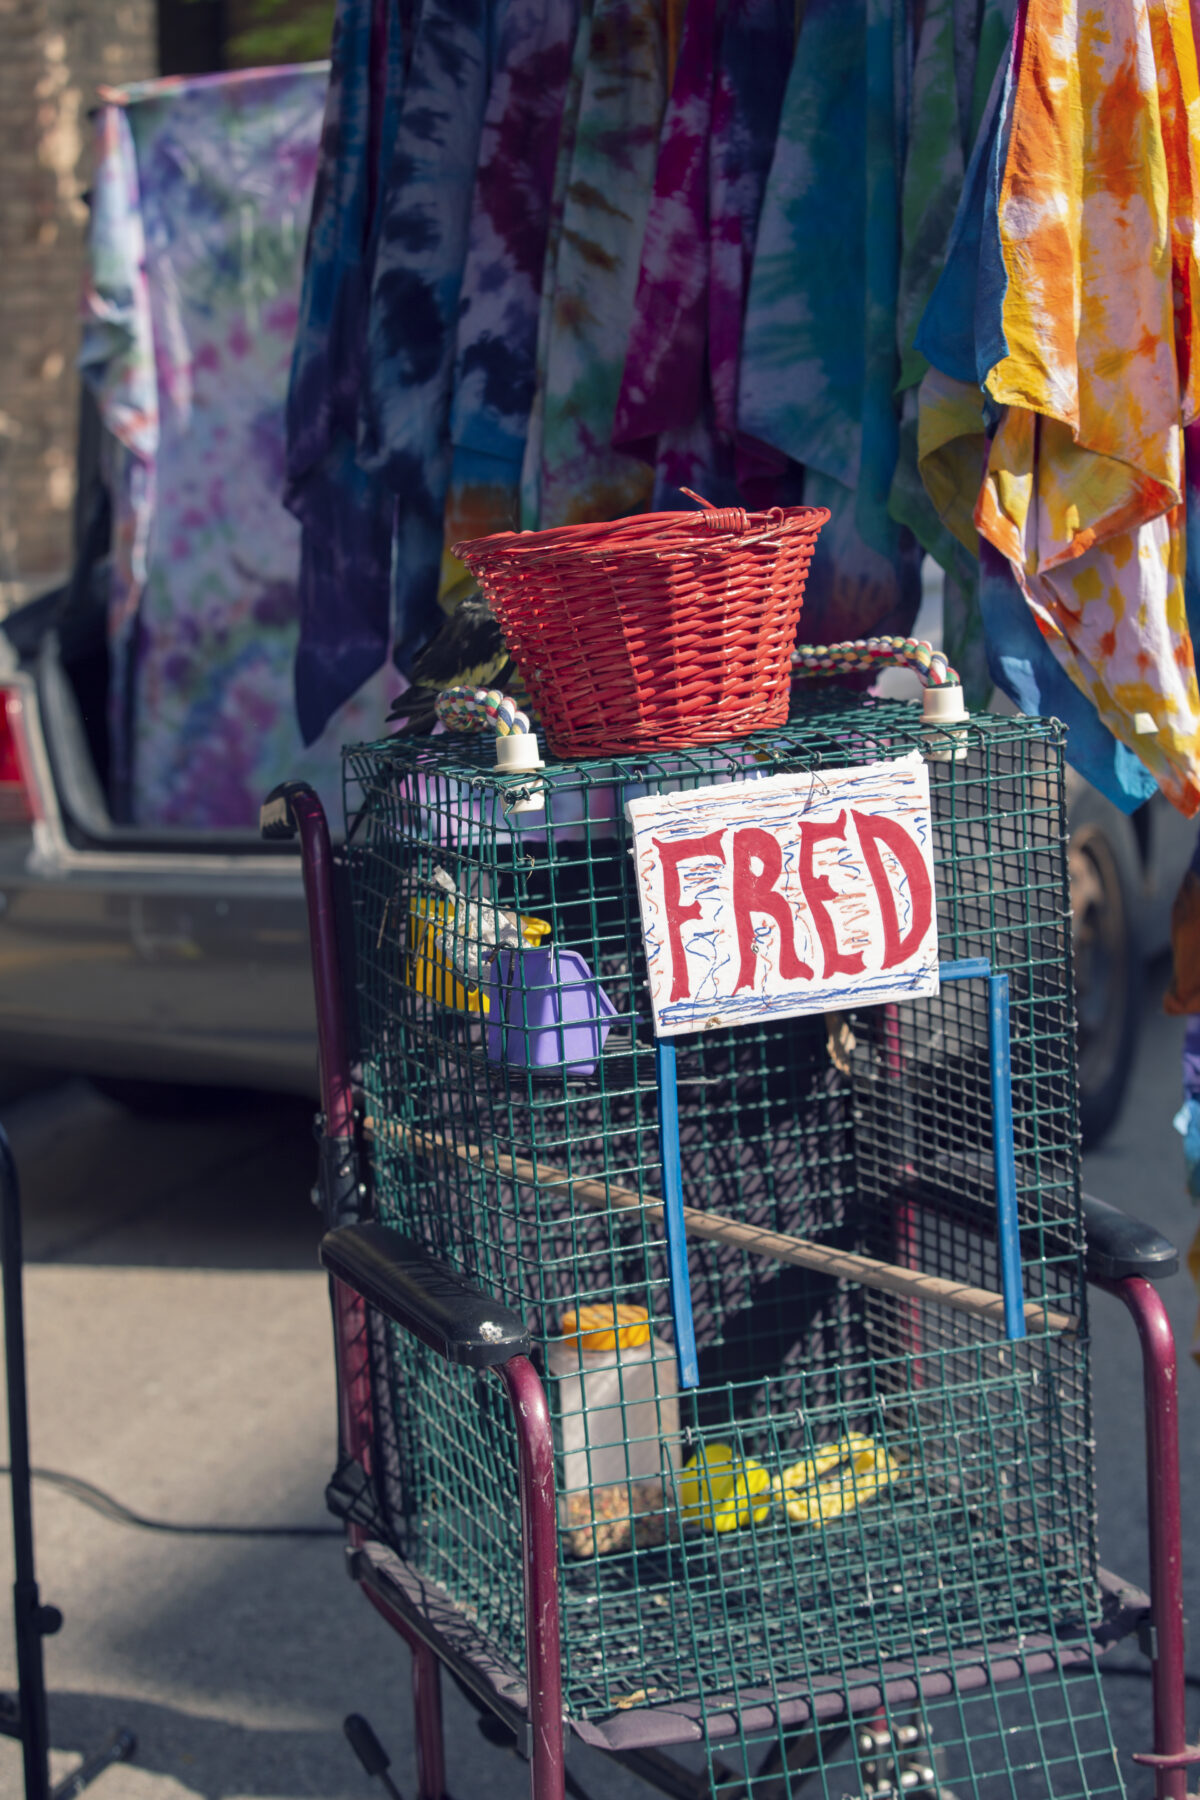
[0,0,155,606]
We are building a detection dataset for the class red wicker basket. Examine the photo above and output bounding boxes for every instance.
[452,495,829,757]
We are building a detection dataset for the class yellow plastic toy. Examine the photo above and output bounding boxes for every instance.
[678,1444,771,1533]
[408,903,550,1013]
[773,1434,899,1527]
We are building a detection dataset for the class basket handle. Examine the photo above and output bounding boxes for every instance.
[679,488,756,534]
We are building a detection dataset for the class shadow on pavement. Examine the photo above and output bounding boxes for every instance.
[0,1080,323,1270]
[42,1691,367,1800]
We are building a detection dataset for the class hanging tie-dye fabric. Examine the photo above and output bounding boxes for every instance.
[285,0,403,745]
[707,0,795,497]
[518,0,593,527]
[979,0,1200,816]
[79,101,157,801]
[611,0,794,507]
[921,0,1200,816]
[358,0,498,665]
[82,66,386,828]
[438,0,579,605]
[522,0,666,528]
[888,0,1013,706]
[916,4,1162,810]
[738,0,922,644]
[612,0,722,501]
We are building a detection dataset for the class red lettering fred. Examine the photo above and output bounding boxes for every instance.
[852,810,933,968]
[731,827,814,991]
[653,832,727,1002]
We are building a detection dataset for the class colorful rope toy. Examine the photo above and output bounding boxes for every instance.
[793,636,960,689]
[435,685,544,813]
[435,686,532,737]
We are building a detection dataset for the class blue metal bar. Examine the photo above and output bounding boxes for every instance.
[987,972,1026,1340]
[655,1038,700,1389]
[940,958,992,982]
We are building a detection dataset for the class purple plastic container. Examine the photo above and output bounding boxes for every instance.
[486,946,617,1075]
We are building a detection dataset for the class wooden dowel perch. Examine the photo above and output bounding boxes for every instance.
[364,1117,1078,1338]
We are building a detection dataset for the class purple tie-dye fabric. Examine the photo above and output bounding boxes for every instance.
[82,66,392,828]
[708,0,794,492]
[612,0,718,495]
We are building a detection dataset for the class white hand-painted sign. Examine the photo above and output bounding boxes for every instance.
[626,752,938,1037]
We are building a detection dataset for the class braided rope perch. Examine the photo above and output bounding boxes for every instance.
[435,686,532,737]
[793,636,960,690]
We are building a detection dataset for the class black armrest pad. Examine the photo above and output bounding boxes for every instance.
[1083,1193,1179,1282]
[320,1223,531,1368]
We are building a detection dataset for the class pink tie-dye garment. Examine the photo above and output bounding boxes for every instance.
[612,0,721,498]
[612,0,794,504]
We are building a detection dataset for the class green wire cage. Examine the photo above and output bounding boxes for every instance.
[340,693,1116,1796]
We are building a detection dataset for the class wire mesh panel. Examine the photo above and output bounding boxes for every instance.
[342,696,1096,1739]
[698,1658,1123,1800]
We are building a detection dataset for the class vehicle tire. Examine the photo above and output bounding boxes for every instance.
[89,1076,246,1118]
[1067,787,1143,1151]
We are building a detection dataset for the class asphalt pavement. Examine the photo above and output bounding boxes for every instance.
[0,970,1193,1800]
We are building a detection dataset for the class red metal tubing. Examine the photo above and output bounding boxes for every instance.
[291,782,561,1796]
[497,1354,565,1800]
[288,785,373,1489]
[288,785,356,1142]
[1100,1276,1191,1800]
[358,1586,448,1800]
[333,1274,374,1486]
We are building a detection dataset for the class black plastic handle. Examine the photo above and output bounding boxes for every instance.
[320,1223,531,1368]
[260,780,317,842]
[1082,1192,1178,1283]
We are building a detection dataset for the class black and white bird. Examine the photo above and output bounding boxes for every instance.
[387,591,517,735]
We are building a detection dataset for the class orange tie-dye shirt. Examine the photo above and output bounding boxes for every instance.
[975,0,1200,814]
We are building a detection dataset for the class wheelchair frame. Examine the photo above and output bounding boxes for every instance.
[265,774,1193,1800]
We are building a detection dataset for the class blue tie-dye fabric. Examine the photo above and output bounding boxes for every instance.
[978,543,1158,812]
[358,0,499,669]
[285,0,403,745]
[913,35,1012,388]
[738,0,921,644]
[436,0,578,577]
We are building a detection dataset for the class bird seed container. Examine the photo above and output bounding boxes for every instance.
[547,1302,680,1558]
